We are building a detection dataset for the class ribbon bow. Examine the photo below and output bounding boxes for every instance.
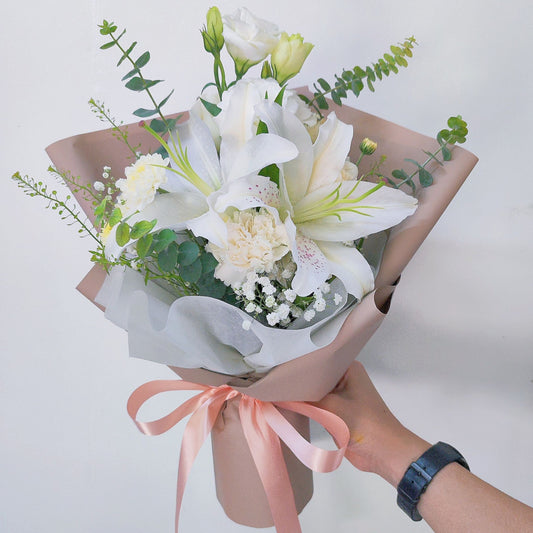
[127,380,350,533]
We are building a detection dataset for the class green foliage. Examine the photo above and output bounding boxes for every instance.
[386,116,469,190]
[97,20,175,134]
[303,38,417,115]
[11,172,100,243]
[89,98,139,158]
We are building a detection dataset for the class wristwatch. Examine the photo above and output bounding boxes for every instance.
[397,441,470,521]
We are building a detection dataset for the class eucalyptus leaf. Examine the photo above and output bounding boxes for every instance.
[418,168,434,187]
[157,242,178,272]
[177,241,200,266]
[133,108,159,118]
[200,98,222,117]
[178,257,202,284]
[152,229,177,252]
[135,51,150,68]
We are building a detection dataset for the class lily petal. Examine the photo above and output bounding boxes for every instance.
[308,112,353,193]
[186,206,228,249]
[296,180,418,241]
[168,113,222,190]
[285,216,330,296]
[214,174,281,213]
[255,101,314,204]
[105,192,208,260]
[316,241,374,300]
[220,132,298,182]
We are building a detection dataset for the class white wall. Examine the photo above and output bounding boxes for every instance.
[1,1,532,532]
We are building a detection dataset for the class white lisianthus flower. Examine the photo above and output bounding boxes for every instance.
[116,154,169,216]
[223,8,280,74]
[207,207,290,285]
[271,32,314,84]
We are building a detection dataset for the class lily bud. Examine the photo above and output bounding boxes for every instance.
[202,6,224,54]
[271,32,313,84]
[359,137,378,155]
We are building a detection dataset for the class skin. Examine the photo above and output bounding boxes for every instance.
[314,361,533,533]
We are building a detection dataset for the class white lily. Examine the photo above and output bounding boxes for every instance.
[246,101,418,298]
[105,96,297,260]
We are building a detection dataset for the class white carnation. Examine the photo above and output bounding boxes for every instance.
[208,208,289,285]
[116,154,168,216]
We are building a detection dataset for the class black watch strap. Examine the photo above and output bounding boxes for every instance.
[397,441,470,521]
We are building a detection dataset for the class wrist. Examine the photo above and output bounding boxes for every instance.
[373,426,431,487]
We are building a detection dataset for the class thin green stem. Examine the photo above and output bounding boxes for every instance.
[89,99,138,157]
[109,31,169,129]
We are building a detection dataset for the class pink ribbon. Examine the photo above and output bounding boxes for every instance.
[127,380,350,533]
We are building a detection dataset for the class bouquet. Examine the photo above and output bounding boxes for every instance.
[12,6,477,532]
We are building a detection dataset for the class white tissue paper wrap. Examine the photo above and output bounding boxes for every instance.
[95,232,387,375]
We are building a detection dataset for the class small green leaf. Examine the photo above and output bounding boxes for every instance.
[198,274,226,298]
[404,158,422,168]
[179,257,202,284]
[258,163,280,186]
[366,67,376,82]
[396,55,408,67]
[130,219,157,240]
[384,53,395,66]
[353,66,366,78]
[317,78,331,91]
[121,68,138,81]
[256,120,269,135]
[159,90,174,109]
[152,229,177,252]
[116,222,130,246]
[100,41,116,49]
[331,90,342,106]
[177,241,200,266]
[391,169,410,181]
[108,207,122,227]
[157,242,178,272]
[133,107,159,118]
[200,97,222,117]
[125,77,145,91]
[274,85,286,106]
[315,93,328,110]
[390,45,403,56]
[441,145,452,161]
[418,168,434,187]
[143,79,163,90]
[367,79,375,92]
[135,51,150,68]
[137,233,153,259]
[341,70,354,81]
[117,41,137,66]
[298,94,311,104]
[200,252,218,274]
[351,78,364,96]
[150,118,167,132]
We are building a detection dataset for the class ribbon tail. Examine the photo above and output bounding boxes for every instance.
[239,397,302,533]
[174,394,228,532]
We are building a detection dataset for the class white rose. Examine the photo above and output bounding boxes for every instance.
[223,8,280,73]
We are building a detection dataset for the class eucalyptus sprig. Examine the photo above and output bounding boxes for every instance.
[98,20,176,134]
[88,98,140,158]
[300,38,417,115]
[384,116,469,192]
[11,171,101,244]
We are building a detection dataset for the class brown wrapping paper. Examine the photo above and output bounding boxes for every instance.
[47,96,477,528]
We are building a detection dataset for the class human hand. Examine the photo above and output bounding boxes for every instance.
[314,360,430,487]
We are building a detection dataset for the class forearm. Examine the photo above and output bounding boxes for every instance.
[417,462,533,533]
[379,432,533,533]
